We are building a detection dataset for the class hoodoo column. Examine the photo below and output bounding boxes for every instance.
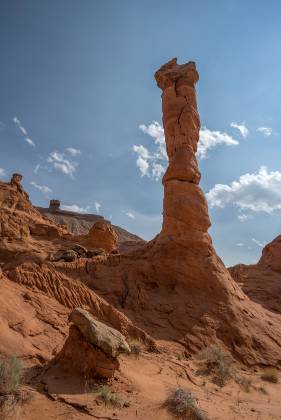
[154,58,211,238]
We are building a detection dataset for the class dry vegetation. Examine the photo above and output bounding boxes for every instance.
[261,367,279,383]
[197,346,233,387]
[164,388,207,419]
[96,385,129,408]
[197,346,252,391]
[0,356,25,418]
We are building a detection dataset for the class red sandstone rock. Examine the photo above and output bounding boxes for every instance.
[54,308,130,379]
[75,220,118,253]
[229,234,281,315]
[1,60,281,373]
[70,58,281,366]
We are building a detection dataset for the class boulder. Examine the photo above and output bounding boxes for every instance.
[71,244,88,258]
[54,308,130,379]
[49,249,78,262]
[86,248,106,258]
[69,308,130,358]
[75,221,118,253]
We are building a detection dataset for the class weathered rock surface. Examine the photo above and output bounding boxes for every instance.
[70,307,131,357]
[37,200,145,252]
[230,234,281,315]
[65,58,281,367]
[54,324,119,379]
[54,308,130,379]
[0,174,69,263]
[74,220,118,253]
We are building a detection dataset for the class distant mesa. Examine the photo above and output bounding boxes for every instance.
[49,199,61,212]
[37,199,144,251]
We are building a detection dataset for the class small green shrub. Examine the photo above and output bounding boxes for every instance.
[261,368,279,384]
[0,356,22,396]
[97,385,128,408]
[164,388,207,419]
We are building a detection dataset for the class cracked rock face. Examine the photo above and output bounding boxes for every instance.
[155,58,210,239]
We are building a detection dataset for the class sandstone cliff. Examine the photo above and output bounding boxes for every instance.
[229,234,281,315]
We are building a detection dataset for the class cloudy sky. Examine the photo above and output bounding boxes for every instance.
[1,0,281,266]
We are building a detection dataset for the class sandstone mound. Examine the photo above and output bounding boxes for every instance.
[230,234,281,315]
[74,220,118,253]
[54,308,130,379]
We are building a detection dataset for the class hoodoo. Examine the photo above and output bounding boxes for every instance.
[81,58,281,366]
[155,59,210,242]
[1,59,281,371]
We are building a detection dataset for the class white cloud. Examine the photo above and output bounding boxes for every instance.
[0,168,6,178]
[94,201,101,213]
[133,121,167,181]
[134,122,239,179]
[230,122,249,138]
[125,212,135,219]
[25,137,35,147]
[47,151,77,177]
[252,238,265,248]
[236,243,245,247]
[13,116,35,147]
[237,213,253,222]
[34,164,40,174]
[66,147,81,156]
[207,166,281,213]
[198,127,239,159]
[61,204,90,213]
[257,127,272,137]
[30,181,52,194]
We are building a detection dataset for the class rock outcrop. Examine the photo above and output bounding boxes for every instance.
[0,174,69,263]
[230,234,281,315]
[75,220,118,253]
[37,200,145,252]
[155,59,209,241]
[54,308,130,379]
[72,58,281,366]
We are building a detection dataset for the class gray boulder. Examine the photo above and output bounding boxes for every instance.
[69,308,131,358]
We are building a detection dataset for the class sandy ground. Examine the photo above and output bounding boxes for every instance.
[6,342,281,420]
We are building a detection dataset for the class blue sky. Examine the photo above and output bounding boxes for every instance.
[1,0,281,266]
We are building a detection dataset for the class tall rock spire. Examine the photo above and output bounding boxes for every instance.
[155,58,210,238]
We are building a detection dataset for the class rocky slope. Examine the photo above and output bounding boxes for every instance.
[229,234,281,315]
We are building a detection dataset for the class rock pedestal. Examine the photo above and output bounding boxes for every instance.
[54,308,130,379]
